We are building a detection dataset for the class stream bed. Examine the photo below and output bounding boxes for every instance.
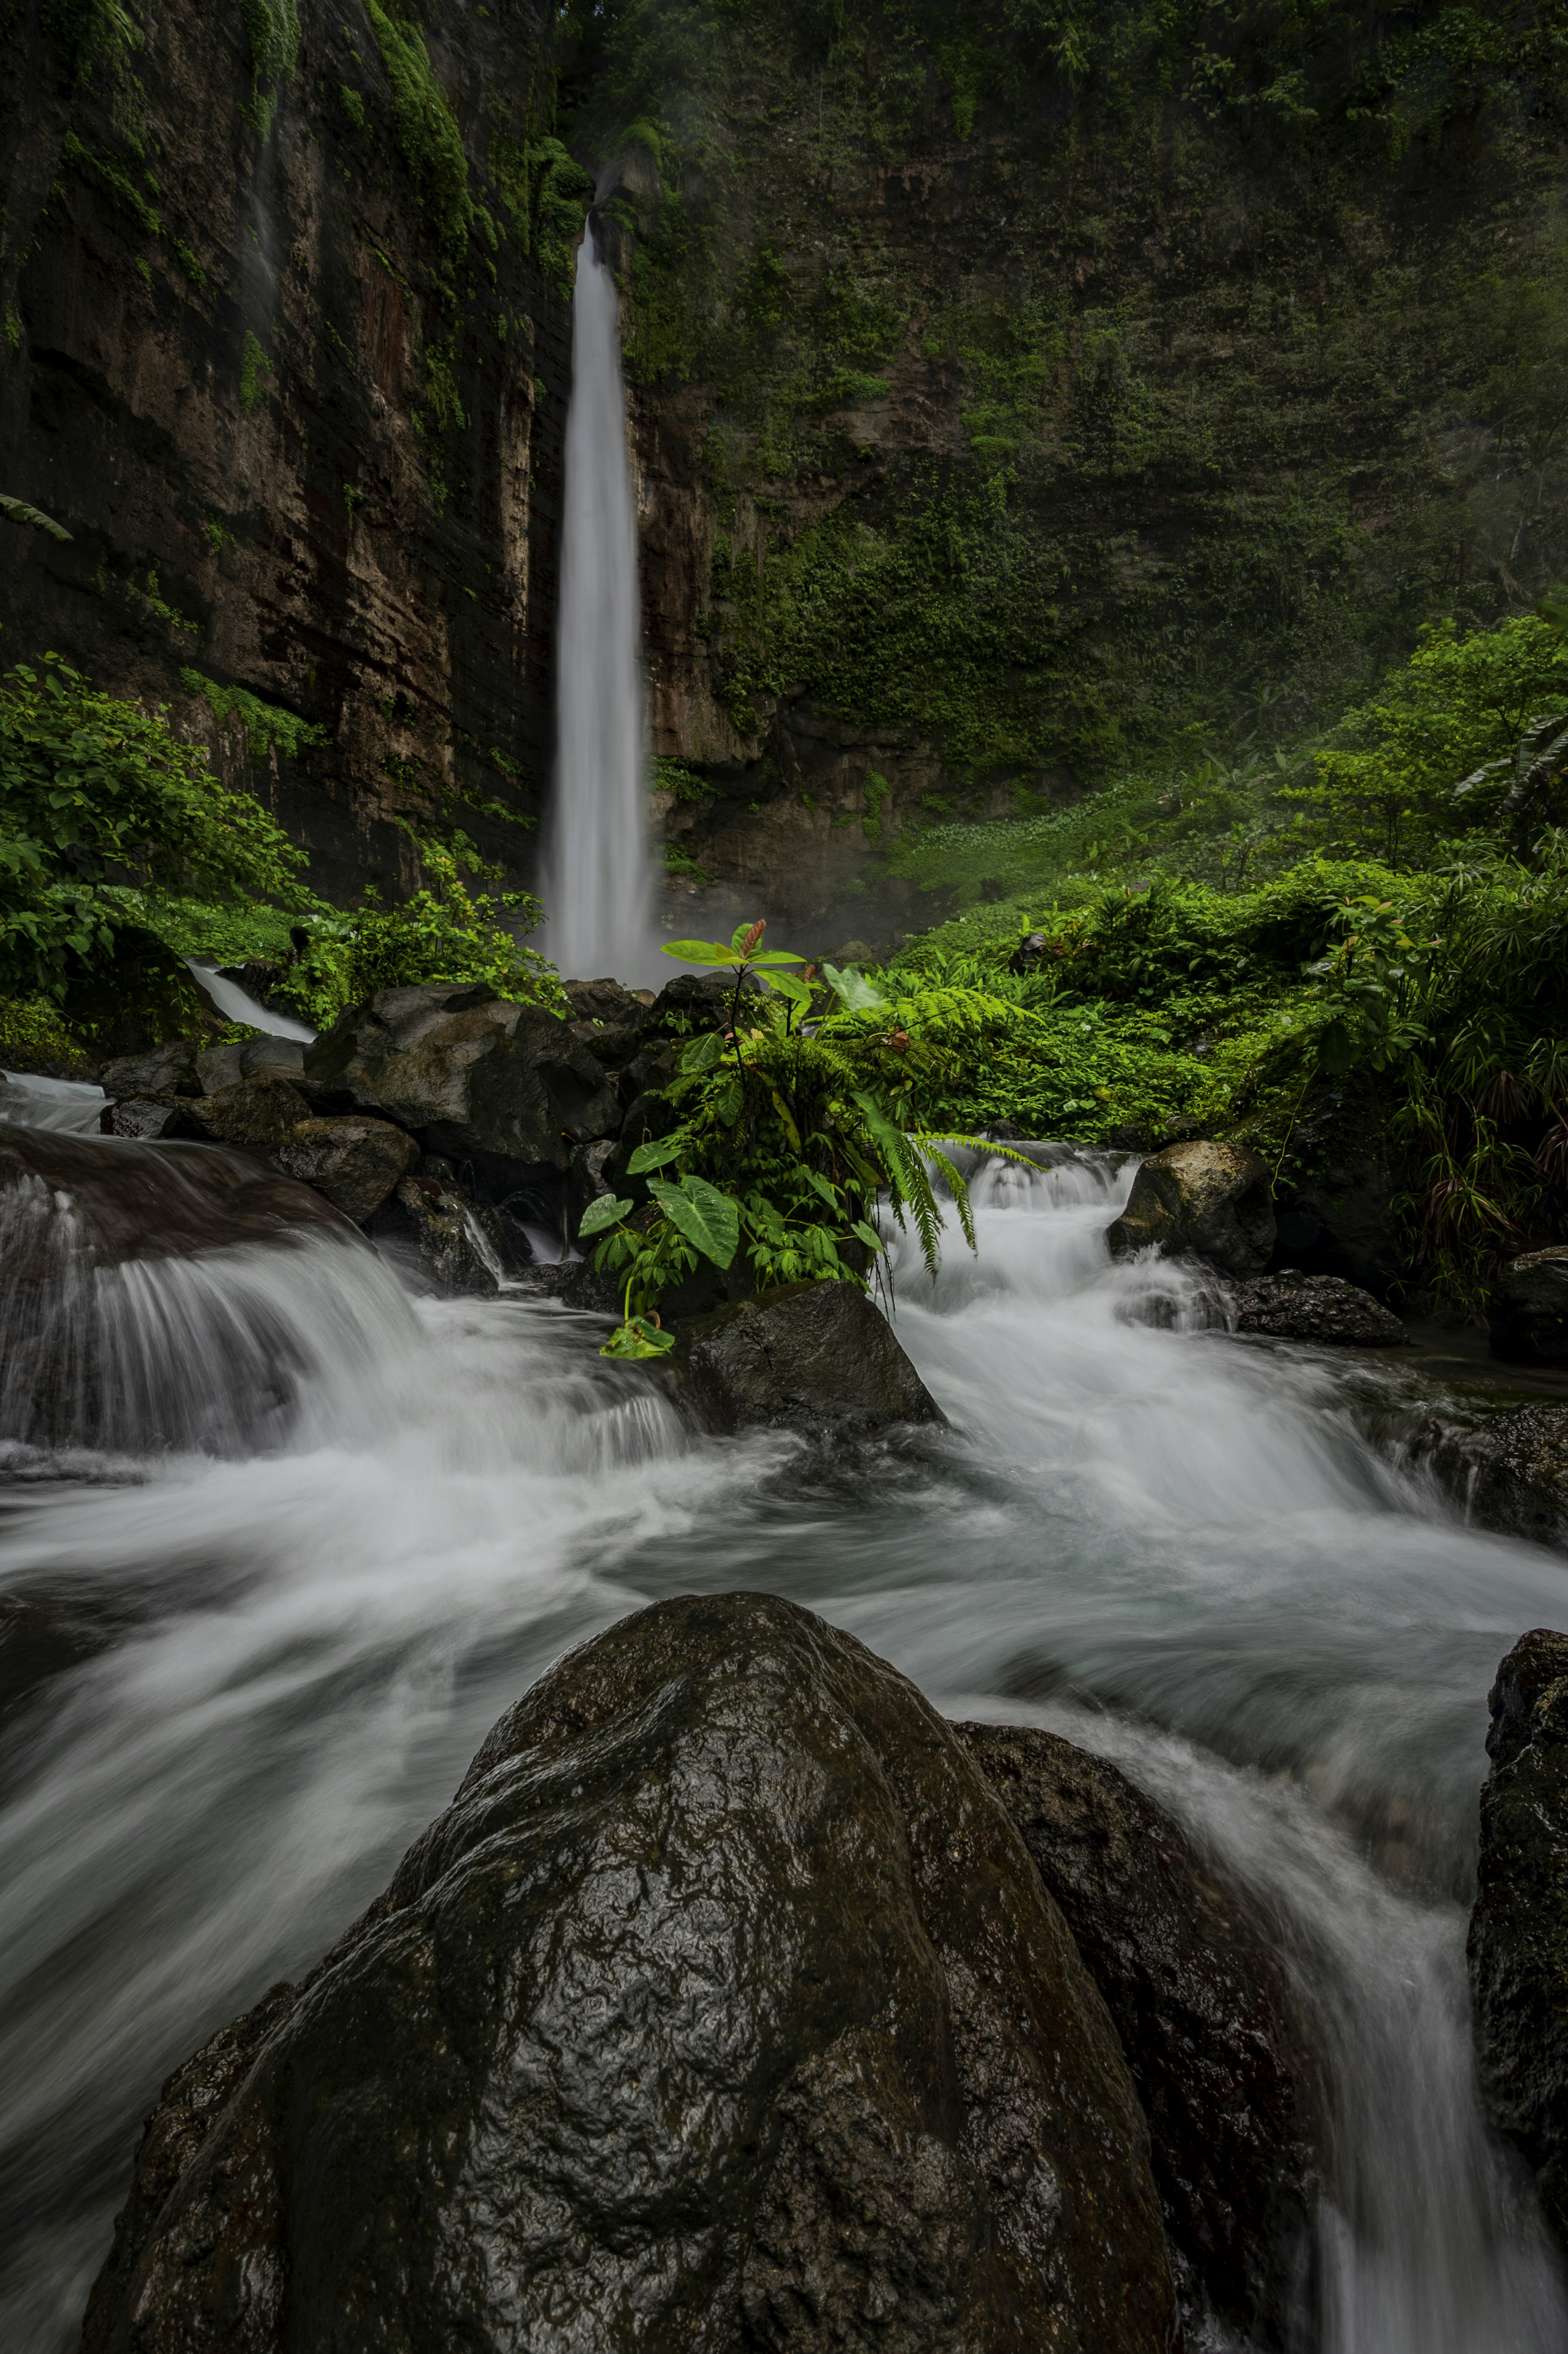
[2,1147,1567,2347]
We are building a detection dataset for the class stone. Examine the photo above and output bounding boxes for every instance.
[1272,1151,1404,1299]
[567,1135,619,1237]
[1417,1405,1568,1547]
[97,1041,200,1099]
[670,1279,945,1437]
[959,1724,1322,2345]
[274,1117,420,1225]
[82,1594,1176,2354]
[1106,1140,1276,1277]
[1227,1269,1409,1345]
[98,1094,205,1140]
[381,1169,525,1294]
[1468,1628,1568,2247]
[184,1078,314,1154]
[196,1037,307,1094]
[1490,1246,1568,1364]
[301,985,621,1174]
[561,976,651,1027]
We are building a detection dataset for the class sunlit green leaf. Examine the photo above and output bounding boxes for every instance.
[626,1136,686,1174]
[577,1193,633,1238]
[648,1173,740,1268]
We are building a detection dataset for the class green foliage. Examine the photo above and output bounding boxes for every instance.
[241,0,301,140]
[277,839,564,1028]
[488,131,591,298]
[0,655,306,1000]
[364,0,473,255]
[340,86,368,135]
[1289,619,1568,866]
[180,670,329,762]
[588,921,982,1350]
[0,994,94,1076]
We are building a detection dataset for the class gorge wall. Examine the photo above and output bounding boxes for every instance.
[0,0,575,903]
[6,3,1568,942]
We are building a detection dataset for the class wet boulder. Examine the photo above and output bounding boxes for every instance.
[561,976,654,1026]
[1227,1269,1408,1346]
[375,1165,531,1294]
[301,984,621,1173]
[82,1593,1176,2354]
[183,1077,314,1154]
[99,1095,205,1140]
[98,1041,200,1099]
[274,1116,419,1225]
[669,1279,944,1438]
[1468,1628,1568,2246]
[1106,1140,1276,1277]
[959,1724,1322,2347]
[195,1036,307,1093]
[0,1127,350,1268]
[1489,1247,1568,1365]
[1419,1405,1568,1548]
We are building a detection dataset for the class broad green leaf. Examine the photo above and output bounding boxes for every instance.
[822,962,886,1010]
[648,1174,740,1268]
[803,1166,840,1210]
[769,1086,803,1153]
[600,1314,677,1360]
[715,1074,743,1126]
[626,1136,686,1174]
[662,937,740,964]
[851,1219,886,1254]
[766,970,814,1009]
[577,1193,633,1238]
[681,1029,724,1072]
[746,948,806,966]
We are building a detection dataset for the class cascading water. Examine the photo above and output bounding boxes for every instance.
[1,1140,1566,2347]
[541,216,658,983]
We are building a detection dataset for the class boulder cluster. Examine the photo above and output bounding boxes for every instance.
[81,1593,1324,2354]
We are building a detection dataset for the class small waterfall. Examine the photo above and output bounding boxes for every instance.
[542,215,658,983]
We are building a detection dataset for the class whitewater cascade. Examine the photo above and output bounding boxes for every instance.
[1,1143,1566,2347]
[541,217,657,983]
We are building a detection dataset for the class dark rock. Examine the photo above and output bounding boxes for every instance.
[184,1078,314,1154]
[561,976,653,1026]
[1271,1147,1404,1300]
[618,1038,678,1104]
[0,1127,354,1272]
[567,1136,619,1237]
[1417,1405,1568,1547]
[1489,1247,1568,1365]
[301,985,621,1172]
[959,1724,1322,2347]
[82,1594,1176,2354]
[381,1169,526,1294]
[274,1117,420,1225]
[1227,1270,1409,1346]
[97,1042,200,1100]
[196,1037,307,1094]
[648,970,744,1032]
[98,1094,205,1140]
[1106,1140,1276,1277]
[670,1280,945,1438]
[1468,1628,1568,2247]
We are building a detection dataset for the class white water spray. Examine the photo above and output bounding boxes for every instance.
[542,217,657,982]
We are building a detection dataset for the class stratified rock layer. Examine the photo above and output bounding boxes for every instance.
[1468,1628,1568,2247]
[82,1594,1177,2354]
[959,1725,1321,2348]
[1106,1141,1276,1277]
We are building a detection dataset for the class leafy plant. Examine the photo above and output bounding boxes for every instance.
[585,920,985,1357]
[0,654,306,1000]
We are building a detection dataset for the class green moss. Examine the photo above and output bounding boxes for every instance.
[238,328,272,412]
[862,769,889,840]
[340,85,368,135]
[180,668,330,760]
[488,129,590,299]
[0,995,94,1077]
[241,0,301,140]
[364,0,472,256]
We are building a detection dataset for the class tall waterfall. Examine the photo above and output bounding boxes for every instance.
[542,216,658,983]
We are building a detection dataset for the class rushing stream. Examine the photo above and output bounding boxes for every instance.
[2,1145,1566,2347]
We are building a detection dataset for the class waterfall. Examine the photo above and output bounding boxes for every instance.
[542,216,658,984]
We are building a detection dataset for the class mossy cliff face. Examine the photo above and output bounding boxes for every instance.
[0,0,579,902]
[563,0,1568,938]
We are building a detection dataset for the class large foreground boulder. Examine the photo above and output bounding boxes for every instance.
[1106,1141,1276,1277]
[274,1116,420,1224]
[1421,1405,1568,1547]
[960,1725,1321,2347]
[83,1595,1176,2353]
[301,984,622,1173]
[1468,1628,1568,2246]
[670,1280,945,1437]
[1489,1247,1568,1364]
[1226,1270,1408,1347]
